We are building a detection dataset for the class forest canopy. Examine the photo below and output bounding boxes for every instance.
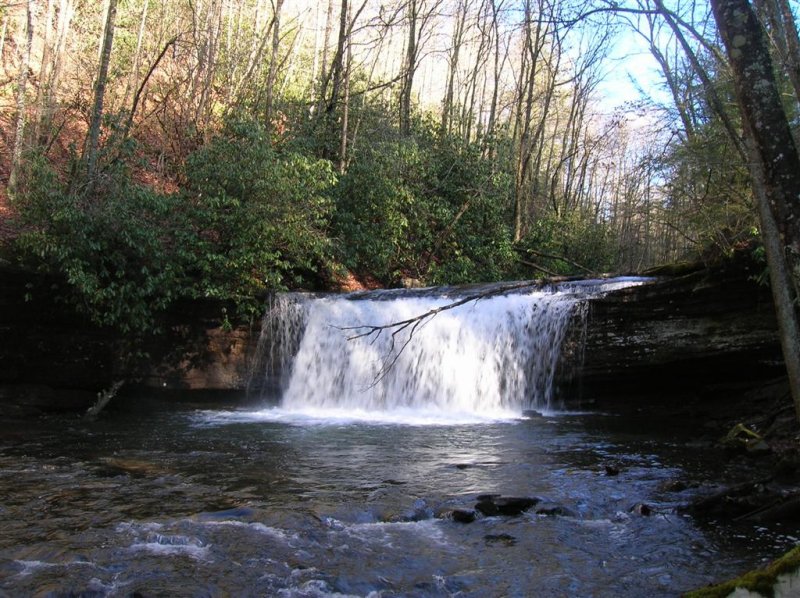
[0,0,798,334]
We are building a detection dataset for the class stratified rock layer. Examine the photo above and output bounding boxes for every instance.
[577,256,783,404]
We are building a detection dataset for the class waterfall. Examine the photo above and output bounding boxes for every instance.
[249,280,653,417]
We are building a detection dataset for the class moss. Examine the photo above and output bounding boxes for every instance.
[685,546,800,598]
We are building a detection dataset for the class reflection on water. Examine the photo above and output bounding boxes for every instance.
[0,399,797,597]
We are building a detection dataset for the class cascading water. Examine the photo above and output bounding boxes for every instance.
[252,280,647,419]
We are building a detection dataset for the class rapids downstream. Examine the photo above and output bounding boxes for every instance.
[1,280,797,596]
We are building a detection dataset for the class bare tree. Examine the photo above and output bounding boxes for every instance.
[264,0,285,124]
[399,0,445,135]
[84,0,117,179]
[441,0,471,136]
[8,0,35,194]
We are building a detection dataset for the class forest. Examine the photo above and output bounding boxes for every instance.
[0,0,798,339]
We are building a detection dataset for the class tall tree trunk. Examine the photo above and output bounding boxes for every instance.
[85,0,118,179]
[8,0,35,195]
[38,0,74,149]
[655,0,746,159]
[326,0,349,117]
[339,40,352,173]
[197,0,222,134]
[264,0,284,124]
[32,0,55,145]
[710,0,800,420]
[400,0,419,136]
[0,16,7,70]
[315,0,336,118]
[441,0,469,136]
[484,0,506,160]
[513,0,551,241]
[97,0,111,62]
[122,0,149,112]
[774,0,800,104]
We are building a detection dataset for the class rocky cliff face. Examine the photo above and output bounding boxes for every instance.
[0,266,117,410]
[0,264,259,411]
[575,256,784,405]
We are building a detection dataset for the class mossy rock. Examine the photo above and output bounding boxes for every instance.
[686,546,800,597]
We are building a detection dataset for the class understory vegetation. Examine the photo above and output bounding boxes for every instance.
[0,0,797,336]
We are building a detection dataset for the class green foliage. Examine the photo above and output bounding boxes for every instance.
[661,127,756,254]
[516,211,618,276]
[655,63,758,256]
[183,119,337,304]
[12,152,187,334]
[333,133,515,285]
[10,119,337,334]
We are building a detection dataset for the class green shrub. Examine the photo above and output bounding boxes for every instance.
[12,152,188,334]
[516,211,618,276]
[183,119,337,303]
[11,119,338,334]
[334,135,515,285]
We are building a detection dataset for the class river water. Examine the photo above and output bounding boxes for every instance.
[1,283,797,596]
[1,404,797,596]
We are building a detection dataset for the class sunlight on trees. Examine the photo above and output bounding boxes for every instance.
[0,0,797,329]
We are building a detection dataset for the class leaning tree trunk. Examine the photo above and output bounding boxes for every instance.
[710,0,800,421]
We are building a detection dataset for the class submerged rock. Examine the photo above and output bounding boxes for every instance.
[535,503,576,518]
[681,481,800,521]
[450,509,477,524]
[484,533,517,546]
[629,503,653,516]
[522,409,546,420]
[475,495,541,517]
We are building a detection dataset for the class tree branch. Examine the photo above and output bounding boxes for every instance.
[332,280,546,386]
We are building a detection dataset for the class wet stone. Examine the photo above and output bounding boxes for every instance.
[450,509,477,524]
[475,495,541,517]
[485,533,517,546]
[630,503,653,516]
[535,503,576,518]
[522,410,546,420]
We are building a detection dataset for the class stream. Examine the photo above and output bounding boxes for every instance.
[1,404,797,596]
[1,281,796,596]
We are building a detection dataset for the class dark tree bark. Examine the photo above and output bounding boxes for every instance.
[329,0,349,113]
[710,0,800,419]
[399,0,419,136]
